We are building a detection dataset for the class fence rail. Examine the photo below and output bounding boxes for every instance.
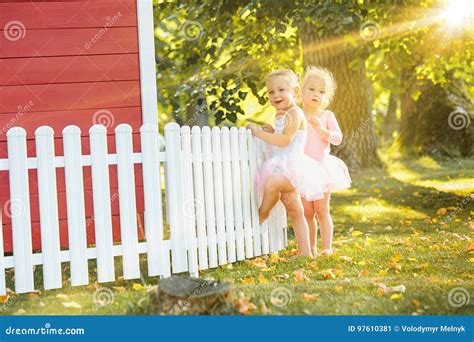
[0,122,287,294]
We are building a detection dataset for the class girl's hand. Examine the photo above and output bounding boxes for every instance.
[247,123,261,137]
[262,124,274,133]
[308,116,322,131]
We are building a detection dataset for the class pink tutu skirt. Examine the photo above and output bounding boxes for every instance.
[256,153,352,201]
[256,152,330,201]
[318,154,352,192]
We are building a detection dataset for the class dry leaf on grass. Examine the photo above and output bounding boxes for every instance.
[301,293,320,302]
[62,301,82,309]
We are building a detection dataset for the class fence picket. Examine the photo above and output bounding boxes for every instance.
[248,132,262,256]
[230,128,245,261]
[239,128,253,258]
[211,127,227,265]
[0,213,5,295]
[201,126,218,268]
[255,139,269,255]
[115,124,140,279]
[191,126,209,270]
[164,123,188,273]
[89,125,115,283]
[220,127,236,263]
[7,127,34,293]
[181,126,199,277]
[140,124,166,277]
[35,126,62,290]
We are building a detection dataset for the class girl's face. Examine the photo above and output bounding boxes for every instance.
[302,76,328,110]
[266,76,298,110]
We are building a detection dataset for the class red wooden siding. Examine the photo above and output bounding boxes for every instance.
[0,0,145,252]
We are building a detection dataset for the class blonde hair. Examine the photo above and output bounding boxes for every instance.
[266,69,299,88]
[301,66,337,104]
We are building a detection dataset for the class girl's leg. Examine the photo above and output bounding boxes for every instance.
[281,191,312,257]
[302,198,318,255]
[313,193,333,254]
[259,175,294,224]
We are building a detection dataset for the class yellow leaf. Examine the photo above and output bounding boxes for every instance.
[301,293,320,302]
[293,269,308,282]
[390,293,403,300]
[356,260,367,266]
[407,257,419,263]
[412,299,421,308]
[258,275,268,284]
[359,269,370,277]
[351,231,363,237]
[468,258,474,263]
[465,243,474,253]
[378,269,389,276]
[241,277,255,284]
[335,285,343,293]
[132,283,144,290]
[321,269,336,279]
[436,208,447,215]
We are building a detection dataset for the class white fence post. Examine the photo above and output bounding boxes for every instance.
[164,122,188,273]
[221,127,236,263]
[239,128,253,258]
[0,211,5,295]
[201,126,218,268]
[255,139,269,255]
[211,127,227,265]
[115,124,140,280]
[89,125,115,283]
[248,132,262,256]
[63,126,89,286]
[191,126,209,270]
[230,127,245,261]
[140,124,168,277]
[7,127,34,293]
[181,126,199,277]
[35,126,62,290]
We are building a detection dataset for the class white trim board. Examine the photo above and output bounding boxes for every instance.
[137,0,159,128]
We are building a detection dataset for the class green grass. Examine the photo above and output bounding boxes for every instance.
[1,151,473,315]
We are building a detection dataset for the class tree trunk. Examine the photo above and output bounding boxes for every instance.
[400,76,472,157]
[299,23,381,170]
[381,93,398,147]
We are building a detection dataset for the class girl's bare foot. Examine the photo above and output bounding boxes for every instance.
[319,249,333,257]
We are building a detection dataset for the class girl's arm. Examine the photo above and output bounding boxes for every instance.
[249,108,302,147]
[309,111,343,145]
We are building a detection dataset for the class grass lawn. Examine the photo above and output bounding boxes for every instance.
[1,150,473,315]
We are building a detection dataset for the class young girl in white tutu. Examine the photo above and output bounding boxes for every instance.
[247,69,328,257]
[300,66,352,256]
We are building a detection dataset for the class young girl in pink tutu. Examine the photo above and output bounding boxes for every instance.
[247,69,328,257]
[301,66,351,256]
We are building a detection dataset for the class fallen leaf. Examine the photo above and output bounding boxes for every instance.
[359,269,370,277]
[466,243,474,253]
[412,299,421,308]
[62,301,82,309]
[390,293,403,300]
[436,208,447,216]
[351,230,363,237]
[112,287,126,293]
[407,257,419,263]
[235,293,257,315]
[258,275,269,284]
[293,269,308,282]
[132,283,144,290]
[468,258,474,263]
[321,269,336,279]
[335,285,344,293]
[276,274,290,281]
[29,292,40,300]
[241,277,255,284]
[301,293,320,302]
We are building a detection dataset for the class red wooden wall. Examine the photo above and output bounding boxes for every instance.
[0,0,146,252]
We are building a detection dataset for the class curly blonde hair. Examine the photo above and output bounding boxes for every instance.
[266,69,299,88]
[301,66,337,104]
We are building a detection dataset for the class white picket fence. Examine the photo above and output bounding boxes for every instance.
[0,122,287,295]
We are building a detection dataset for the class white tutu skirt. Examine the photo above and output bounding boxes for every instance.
[256,153,351,201]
